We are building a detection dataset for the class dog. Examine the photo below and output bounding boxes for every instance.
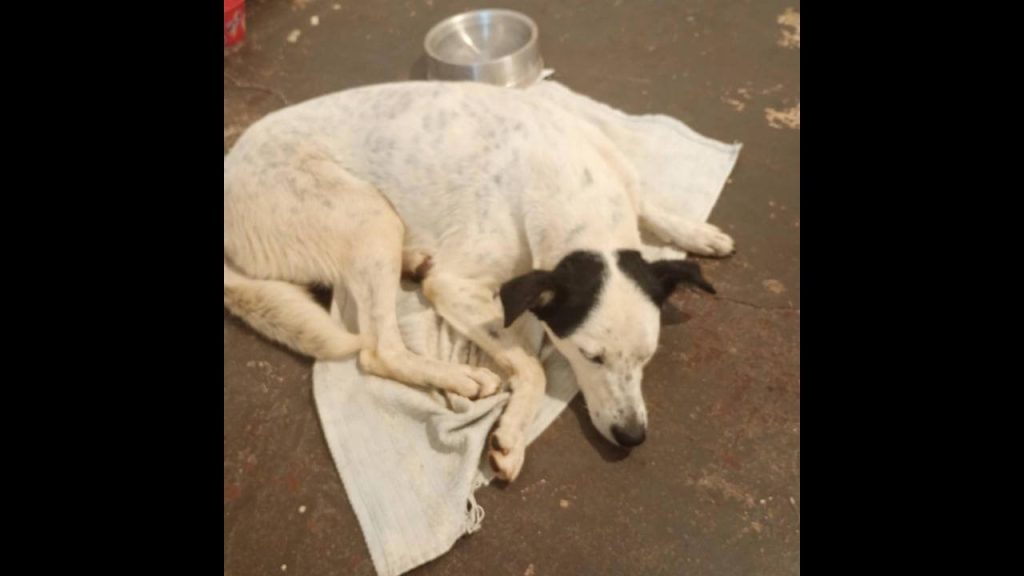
[224,81,734,482]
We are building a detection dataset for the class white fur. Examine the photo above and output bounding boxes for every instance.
[223,81,733,481]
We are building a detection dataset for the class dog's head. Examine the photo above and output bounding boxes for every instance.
[500,250,715,449]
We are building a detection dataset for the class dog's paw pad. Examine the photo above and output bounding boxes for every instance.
[469,366,501,398]
[488,422,526,481]
[489,444,525,482]
[447,365,501,399]
[489,423,522,456]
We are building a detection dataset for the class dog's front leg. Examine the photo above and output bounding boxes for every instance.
[485,347,545,482]
[423,272,546,482]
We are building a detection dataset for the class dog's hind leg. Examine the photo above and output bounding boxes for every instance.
[226,155,499,399]
[638,199,736,257]
[336,208,501,399]
[422,272,547,482]
[224,260,366,359]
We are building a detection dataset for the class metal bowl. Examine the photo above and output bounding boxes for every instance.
[424,9,543,88]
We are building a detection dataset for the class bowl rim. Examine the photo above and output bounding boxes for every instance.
[423,8,540,68]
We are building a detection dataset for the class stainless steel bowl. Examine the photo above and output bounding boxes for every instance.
[424,9,543,88]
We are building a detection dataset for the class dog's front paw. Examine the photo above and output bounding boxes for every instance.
[686,222,735,257]
[449,365,502,399]
[488,421,526,482]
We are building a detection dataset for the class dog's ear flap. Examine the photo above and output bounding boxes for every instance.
[499,270,556,328]
[649,260,716,301]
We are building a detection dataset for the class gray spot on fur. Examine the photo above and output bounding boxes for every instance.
[610,208,624,225]
[566,223,587,243]
[369,134,395,155]
[434,109,449,130]
[582,168,594,186]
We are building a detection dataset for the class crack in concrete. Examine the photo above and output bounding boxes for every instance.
[713,295,799,313]
[224,73,290,106]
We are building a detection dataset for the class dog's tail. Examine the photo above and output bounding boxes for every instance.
[224,260,366,359]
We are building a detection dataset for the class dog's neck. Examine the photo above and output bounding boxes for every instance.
[523,144,646,271]
[529,210,642,271]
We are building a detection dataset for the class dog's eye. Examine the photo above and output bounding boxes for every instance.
[580,349,605,365]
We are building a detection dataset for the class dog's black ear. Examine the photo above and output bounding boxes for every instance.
[499,270,555,328]
[649,260,716,299]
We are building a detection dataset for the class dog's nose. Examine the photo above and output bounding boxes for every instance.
[611,424,646,447]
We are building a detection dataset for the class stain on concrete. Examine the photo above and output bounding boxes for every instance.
[766,103,801,129]
[777,8,800,49]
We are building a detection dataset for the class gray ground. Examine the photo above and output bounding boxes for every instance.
[224,1,800,574]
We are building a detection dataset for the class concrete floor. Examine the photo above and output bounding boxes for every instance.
[224,1,800,574]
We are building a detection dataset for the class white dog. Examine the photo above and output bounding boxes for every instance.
[224,81,734,481]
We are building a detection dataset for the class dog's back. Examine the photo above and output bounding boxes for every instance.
[226,82,642,281]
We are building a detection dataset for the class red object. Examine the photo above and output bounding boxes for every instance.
[224,0,246,48]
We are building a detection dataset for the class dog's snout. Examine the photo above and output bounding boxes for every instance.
[611,423,647,448]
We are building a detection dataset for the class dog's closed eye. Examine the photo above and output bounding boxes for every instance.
[580,349,605,365]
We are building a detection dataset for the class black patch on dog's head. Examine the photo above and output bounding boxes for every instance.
[499,251,606,337]
[617,250,715,305]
